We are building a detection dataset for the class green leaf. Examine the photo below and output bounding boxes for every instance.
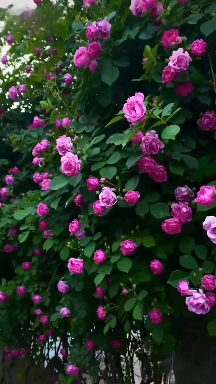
[125,175,139,191]
[162,103,175,118]
[202,260,215,273]
[13,207,36,220]
[161,125,180,140]
[51,175,69,190]
[124,298,137,311]
[208,319,216,336]
[143,192,160,203]
[99,166,117,179]
[94,274,105,286]
[143,235,155,248]
[126,152,142,168]
[100,60,119,87]
[50,197,61,209]
[180,255,198,270]
[195,245,208,260]
[169,162,185,176]
[60,246,70,260]
[135,200,149,217]
[91,161,106,171]
[43,239,55,251]
[107,153,121,164]
[168,270,188,288]
[18,231,30,243]
[152,326,164,343]
[109,283,119,298]
[179,236,195,254]
[200,17,216,37]
[105,115,123,127]
[137,290,148,300]
[84,242,96,257]
[150,202,169,219]
[107,133,124,145]
[124,320,131,333]
[117,258,132,273]
[133,304,143,320]
[182,155,198,169]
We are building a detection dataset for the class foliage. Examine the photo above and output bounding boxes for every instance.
[0,0,216,382]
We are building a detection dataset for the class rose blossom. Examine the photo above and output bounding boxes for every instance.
[175,82,194,97]
[131,131,144,144]
[93,250,106,264]
[148,308,163,324]
[66,365,80,375]
[57,281,69,293]
[40,315,49,325]
[123,92,146,124]
[93,200,106,216]
[34,309,43,316]
[190,39,207,56]
[74,194,84,207]
[69,219,81,234]
[9,167,19,175]
[175,185,194,202]
[60,348,68,358]
[22,262,32,270]
[141,130,164,155]
[130,0,158,16]
[177,280,189,296]
[86,340,96,350]
[74,47,90,68]
[68,258,85,274]
[161,218,182,235]
[37,335,47,343]
[168,48,192,72]
[97,305,107,320]
[39,220,48,231]
[201,275,216,291]
[120,240,137,256]
[150,259,164,275]
[99,187,117,208]
[186,289,211,314]
[171,202,192,223]
[37,202,49,217]
[46,329,54,337]
[9,86,18,101]
[112,340,122,349]
[84,0,96,5]
[64,73,73,86]
[89,60,98,72]
[62,118,71,128]
[203,216,216,231]
[197,111,216,131]
[56,135,73,155]
[61,152,81,177]
[94,19,111,40]
[44,230,54,239]
[17,286,26,296]
[162,66,178,84]
[95,286,104,298]
[86,25,98,41]
[149,165,168,183]
[87,177,100,192]
[195,186,216,207]
[161,29,182,50]
[5,175,14,185]
[124,191,140,205]
[60,307,71,318]
[4,244,14,253]
[32,295,43,304]
[0,292,8,303]
[75,230,86,240]
[87,42,102,59]
[41,179,51,191]
[151,2,163,19]
[137,156,157,173]
[205,292,216,307]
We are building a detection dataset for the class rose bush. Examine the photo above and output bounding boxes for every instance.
[1,0,216,383]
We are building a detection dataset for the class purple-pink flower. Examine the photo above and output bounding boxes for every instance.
[68,258,85,274]
[99,187,117,208]
[120,240,137,256]
[197,111,216,131]
[195,186,216,207]
[140,130,164,155]
[56,135,73,156]
[171,202,192,223]
[61,152,81,177]
[168,48,192,72]
[123,92,146,124]
[185,290,211,315]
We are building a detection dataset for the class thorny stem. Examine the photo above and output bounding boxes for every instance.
[208,53,216,95]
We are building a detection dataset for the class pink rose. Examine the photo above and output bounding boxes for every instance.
[190,39,207,56]
[205,292,216,307]
[123,92,146,124]
[186,289,211,315]
[83,0,96,5]
[93,200,106,216]
[150,259,163,275]
[148,308,163,324]
[141,130,164,155]
[60,307,71,318]
[93,250,106,264]
[201,275,216,291]
[94,19,111,40]
[74,47,90,68]
[195,186,216,207]
[67,258,85,274]
[9,86,18,101]
[74,194,84,207]
[87,42,102,59]
[120,240,137,256]
[131,131,144,144]
[177,280,189,296]
[97,305,107,320]
[171,202,192,223]
[87,177,100,192]
[89,60,98,72]
[86,340,96,351]
[95,286,104,298]
[64,73,73,86]
[124,191,140,205]
[66,365,80,375]
[41,179,51,191]
[137,156,157,173]
[86,25,98,41]
[197,111,216,131]
[175,185,194,202]
[69,219,81,234]
[150,2,163,19]
[162,65,178,84]
[161,218,182,235]
[62,118,71,128]
[9,167,19,175]
[149,165,168,183]
[4,244,14,253]
[168,48,192,72]
[203,216,216,231]
[175,82,194,97]
[56,135,73,155]
[61,152,81,177]
[161,29,182,50]
[5,175,14,185]
[37,202,49,217]
[99,187,117,208]
[130,0,158,16]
